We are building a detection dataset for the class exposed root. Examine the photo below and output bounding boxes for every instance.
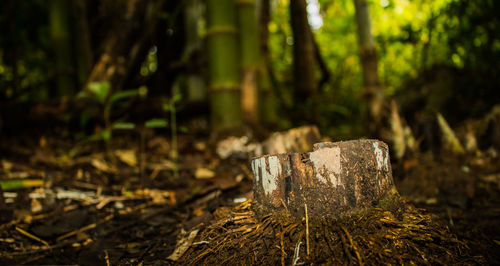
[177,200,477,265]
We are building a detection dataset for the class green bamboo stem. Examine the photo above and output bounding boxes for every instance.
[206,0,242,130]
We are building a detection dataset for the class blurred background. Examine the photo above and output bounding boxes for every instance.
[0,0,498,142]
[1,0,500,264]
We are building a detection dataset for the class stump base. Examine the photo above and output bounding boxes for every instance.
[251,139,399,219]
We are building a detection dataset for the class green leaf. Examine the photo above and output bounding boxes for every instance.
[171,93,182,103]
[101,129,112,140]
[88,82,110,104]
[179,126,188,133]
[108,89,139,105]
[145,118,168,128]
[162,103,172,112]
[112,122,136,130]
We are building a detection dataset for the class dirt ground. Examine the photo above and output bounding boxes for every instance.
[0,128,499,265]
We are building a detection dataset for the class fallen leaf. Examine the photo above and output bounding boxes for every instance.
[2,160,13,171]
[31,198,42,213]
[90,158,113,173]
[167,229,199,261]
[195,168,215,179]
[115,149,137,167]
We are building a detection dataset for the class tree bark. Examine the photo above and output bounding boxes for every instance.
[237,0,260,124]
[353,0,384,135]
[86,0,163,93]
[252,139,398,220]
[206,0,242,131]
[290,0,318,122]
[49,0,76,96]
[258,0,280,126]
[72,0,93,88]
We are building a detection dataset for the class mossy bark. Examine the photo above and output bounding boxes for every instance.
[206,0,242,130]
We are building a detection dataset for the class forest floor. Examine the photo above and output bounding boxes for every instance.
[0,126,499,265]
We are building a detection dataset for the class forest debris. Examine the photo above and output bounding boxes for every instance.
[15,226,49,247]
[0,179,44,191]
[464,126,478,153]
[90,158,116,173]
[437,113,465,154]
[1,160,13,171]
[167,229,199,261]
[262,125,321,155]
[56,214,114,241]
[114,149,137,166]
[195,168,215,179]
[216,136,262,159]
[390,101,411,159]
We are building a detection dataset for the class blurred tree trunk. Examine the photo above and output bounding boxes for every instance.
[237,0,260,124]
[87,0,163,93]
[206,0,242,130]
[184,0,206,102]
[258,0,279,126]
[72,0,93,88]
[290,0,318,122]
[353,0,383,135]
[49,0,76,97]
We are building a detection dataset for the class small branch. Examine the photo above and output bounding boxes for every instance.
[15,226,50,247]
[56,214,114,241]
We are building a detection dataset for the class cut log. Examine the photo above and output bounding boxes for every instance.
[251,139,399,219]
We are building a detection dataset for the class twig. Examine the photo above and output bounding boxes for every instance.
[105,249,111,266]
[15,226,49,247]
[305,203,310,256]
[56,214,114,241]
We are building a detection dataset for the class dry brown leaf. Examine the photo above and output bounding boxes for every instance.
[115,149,137,167]
[167,229,199,261]
[90,158,113,173]
[195,168,215,179]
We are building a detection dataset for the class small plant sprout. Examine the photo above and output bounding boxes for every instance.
[163,94,182,179]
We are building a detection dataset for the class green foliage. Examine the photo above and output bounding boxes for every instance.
[145,118,168,128]
[112,122,136,130]
[267,0,499,137]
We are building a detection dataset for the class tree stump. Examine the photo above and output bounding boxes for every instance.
[251,139,399,219]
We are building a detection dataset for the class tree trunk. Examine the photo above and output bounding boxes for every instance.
[49,0,76,97]
[353,0,384,135]
[184,0,206,102]
[237,0,260,124]
[72,0,93,88]
[258,0,280,126]
[87,0,163,93]
[290,0,318,122]
[206,0,242,130]
[252,139,398,220]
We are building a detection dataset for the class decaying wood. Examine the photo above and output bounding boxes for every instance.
[252,139,398,219]
[262,125,320,155]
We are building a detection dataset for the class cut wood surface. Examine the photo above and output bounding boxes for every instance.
[252,139,398,219]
